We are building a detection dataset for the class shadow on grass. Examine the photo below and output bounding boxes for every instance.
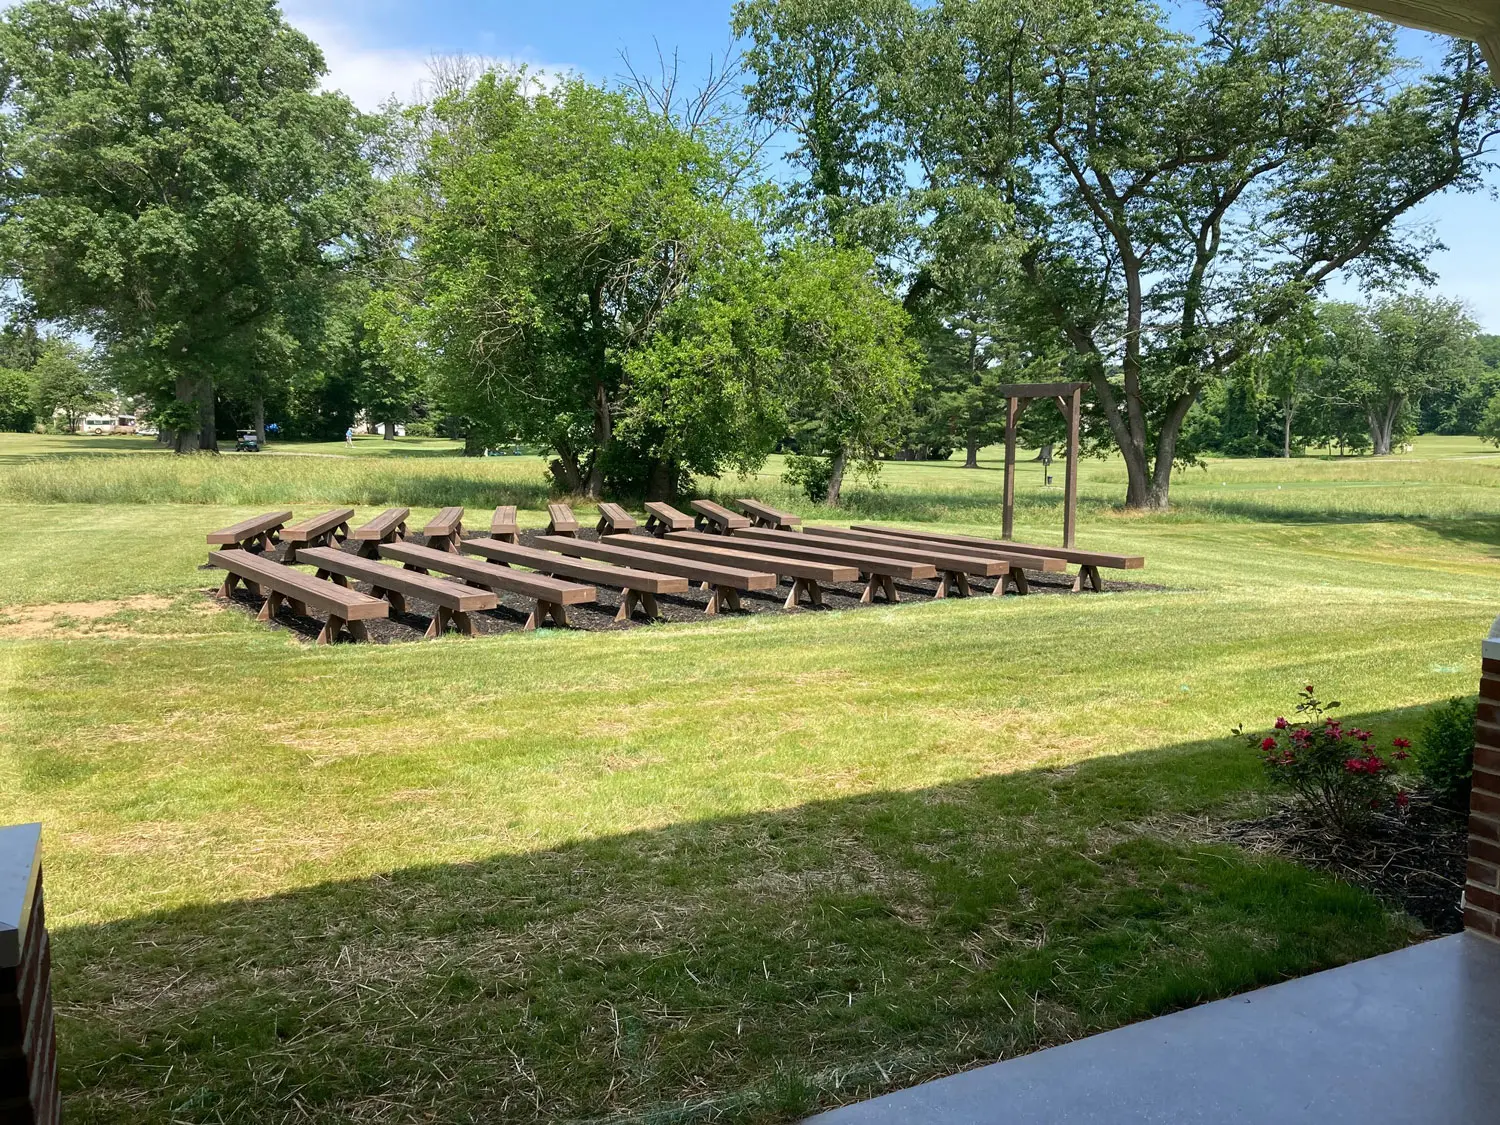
[53,732,1420,1125]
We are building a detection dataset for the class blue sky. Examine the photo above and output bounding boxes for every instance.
[282,0,1500,330]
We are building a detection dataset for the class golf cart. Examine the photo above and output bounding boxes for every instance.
[235,430,261,452]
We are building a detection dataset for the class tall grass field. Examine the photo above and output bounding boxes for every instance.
[2,431,1498,1122]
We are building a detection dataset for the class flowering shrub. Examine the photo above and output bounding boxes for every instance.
[1236,686,1410,833]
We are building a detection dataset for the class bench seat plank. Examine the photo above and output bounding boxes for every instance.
[547,502,580,535]
[282,508,355,561]
[595,501,638,534]
[537,536,776,590]
[644,501,694,536]
[850,524,1144,569]
[350,507,410,541]
[688,529,936,580]
[801,527,1065,573]
[422,506,466,552]
[690,498,750,533]
[490,505,519,542]
[207,510,293,550]
[627,534,856,583]
[380,542,594,605]
[295,547,496,611]
[462,538,689,596]
[736,499,801,529]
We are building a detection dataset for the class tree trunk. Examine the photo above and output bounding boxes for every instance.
[383,420,396,441]
[646,458,676,501]
[824,448,848,507]
[253,397,266,445]
[173,374,202,453]
[586,380,611,500]
[198,377,217,452]
[551,441,583,492]
[1283,398,1293,459]
[964,438,979,469]
[463,429,485,457]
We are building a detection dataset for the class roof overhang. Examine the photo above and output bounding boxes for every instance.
[1329,1,1500,69]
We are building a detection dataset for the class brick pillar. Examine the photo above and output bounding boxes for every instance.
[1469,632,1500,940]
[0,824,58,1124]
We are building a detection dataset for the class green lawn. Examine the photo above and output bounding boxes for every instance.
[1,433,1497,1122]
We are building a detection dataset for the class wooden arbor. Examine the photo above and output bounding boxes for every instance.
[1001,381,1084,548]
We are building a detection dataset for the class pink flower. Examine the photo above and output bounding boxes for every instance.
[1351,728,1371,742]
[1274,717,1289,730]
[1395,751,1409,761]
[1345,757,1367,773]
[1261,737,1278,751]
[1392,738,1411,750]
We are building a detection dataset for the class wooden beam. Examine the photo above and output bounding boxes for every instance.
[1064,384,1081,549]
[997,381,1089,400]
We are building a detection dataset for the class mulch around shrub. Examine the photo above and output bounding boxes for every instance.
[203,527,1168,644]
[1218,795,1469,934]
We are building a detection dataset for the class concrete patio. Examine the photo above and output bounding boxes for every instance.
[811,931,1500,1124]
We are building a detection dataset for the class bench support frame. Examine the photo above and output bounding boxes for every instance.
[995,566,1030,596]
[704,585,742,615]
[785,577,824,609]
[934,570,972,599]
[615,589,661,622]
[1072,564,1104,593]
[860,574,899,604]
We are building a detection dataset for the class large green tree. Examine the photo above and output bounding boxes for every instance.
[32,339,108,432]
[385,71,789,497]
[1318,294,1480,454]
[0,0,371,451]
[886,0,1500,507]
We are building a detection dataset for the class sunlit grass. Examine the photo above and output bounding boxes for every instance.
[2,431,1498,1121]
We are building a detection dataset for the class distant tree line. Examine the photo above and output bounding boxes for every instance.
[2,0,1498,508]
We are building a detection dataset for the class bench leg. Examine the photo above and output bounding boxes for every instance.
[548,602,569,628]
[257,590,284,622]
[424,607,448,639]
[334,522,350,545]
[452,610,476,637]
[935,571,952,599]
[316,614,343,644]
[860,574,877,604]
[615,590,640,623]
[955,572,971,597]
[882,574,898,603]
[372,587,405,615]
[642,592,660,619]
[1071,565,1103,593]
[402,563,430,575]
[357,539,381,559]
[523,603,541,632]
[287,598,309,618]
[998,567,1029,596]
[784,578,804,610]
[219,573,239,597]
[346,619,369,642]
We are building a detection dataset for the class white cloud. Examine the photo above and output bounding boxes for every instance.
[284,11,575,112]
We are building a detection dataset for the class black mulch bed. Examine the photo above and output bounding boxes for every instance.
[203,527,1166,644]
[1218,795,1469,934]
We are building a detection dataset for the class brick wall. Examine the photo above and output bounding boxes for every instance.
[0,827,57,1125]
[1468,650,1500,940]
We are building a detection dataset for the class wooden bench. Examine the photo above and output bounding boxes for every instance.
[697,529,935,604]
[422,506,465,553]
[803,526,1066,596]
[349,507,410,558]
[644,501,694,537]
[380,541,594,631]
[618,533,858,608]
[463,537,688,622]
[690,498,750,535]
[208,547,387,644]
[295,546,496,638]
[850,524,1142,593]
[281,508,355,561]
[539,535,776,614]
[595,501,638,535]
[547,502,580,537]
[490,505,519,544]
[736,499,801,530]
[207,510,293,554]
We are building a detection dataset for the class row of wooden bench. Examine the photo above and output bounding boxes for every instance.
[205,501,1144,642]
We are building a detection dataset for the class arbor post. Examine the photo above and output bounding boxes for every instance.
[1000,382,1085,549]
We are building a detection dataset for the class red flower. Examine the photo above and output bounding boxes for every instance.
[1304,684,1315,693]
[1345,757,1367,773]
[1351,728,1371,742]
[1392,738,1411,750]
[1261,737,1278,751]
[1395,751,1409,761]
[1395,791,1410,810]
[1274,717,1289,730]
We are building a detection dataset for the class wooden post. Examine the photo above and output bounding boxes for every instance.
[1064,384,1081,549]
[1002,395,1019,541]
